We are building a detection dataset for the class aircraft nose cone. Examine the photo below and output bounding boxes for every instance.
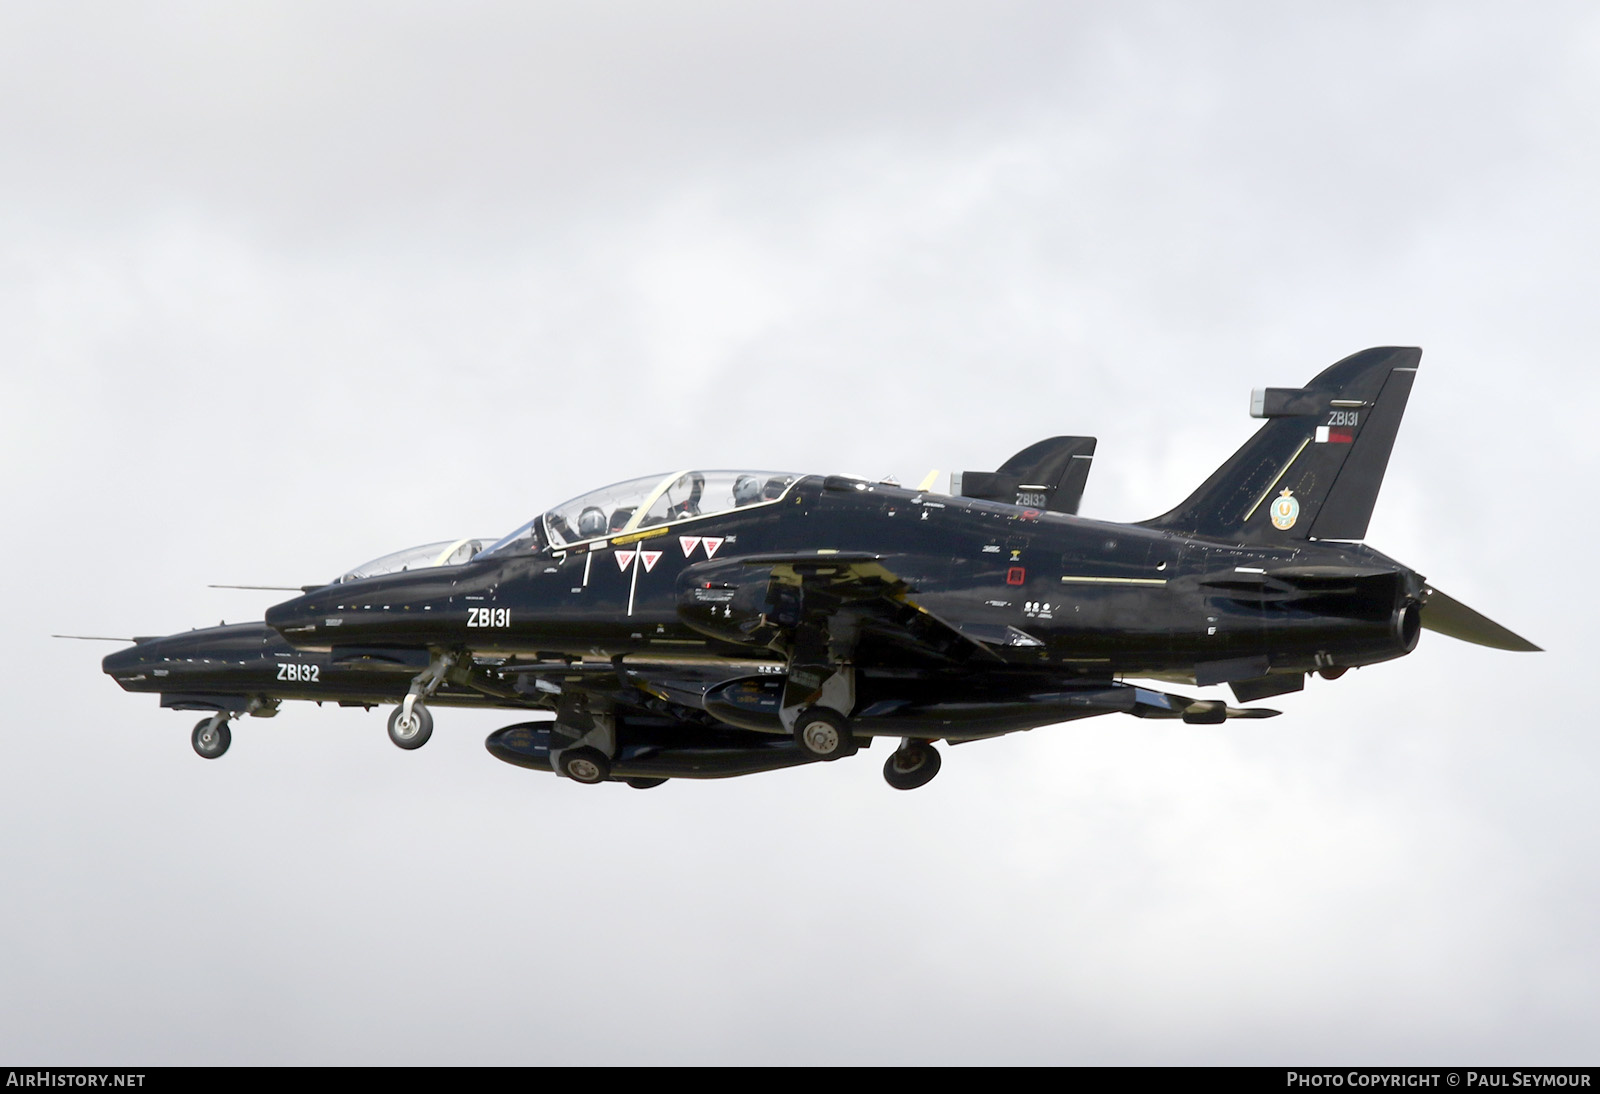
[101,638,167,693]
[101,643,148,675]
[265,592,321,638]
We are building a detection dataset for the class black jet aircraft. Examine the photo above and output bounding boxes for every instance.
[101,538,493,755]
[211,346,1538,791]
[107,347,1538,790]
[100,441,1102,783]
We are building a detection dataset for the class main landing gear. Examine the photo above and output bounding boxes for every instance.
[792,707,858,761]
[882,739,941,790]
[548,689,620,786]
[789,705,945,791]
[191,714,233,759]
[557,746,611,784]
[186,698,276,759]
[781,644,858,762]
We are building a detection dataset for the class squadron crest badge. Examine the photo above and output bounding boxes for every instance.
[1270,488,1300,530]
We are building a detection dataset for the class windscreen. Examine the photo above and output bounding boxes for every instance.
[477,471,800,558]
[336,538,488,583]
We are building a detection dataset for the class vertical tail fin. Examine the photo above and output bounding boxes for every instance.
[1140,347,1419,542]
[955,436,1097,514]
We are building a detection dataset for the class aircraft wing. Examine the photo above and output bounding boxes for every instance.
[681,552,1287,724]
[493,656,785,718]
[700,551,1035,666]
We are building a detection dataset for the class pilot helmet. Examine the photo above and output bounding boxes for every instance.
[577,506,607,539]
[733,474,761,505]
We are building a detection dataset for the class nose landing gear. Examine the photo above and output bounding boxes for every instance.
[191,714,233,759]
[387,704,434,749]
[386,651,459,750]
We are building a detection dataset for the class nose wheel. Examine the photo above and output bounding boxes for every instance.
[191,715,233,760]
[385,650,459,750]
[882,739,941,790]
[387,704,435,750]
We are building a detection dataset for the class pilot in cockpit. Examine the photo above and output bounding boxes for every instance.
[664,473,706,520]
[577,506,608,539]
[733,474,762,507]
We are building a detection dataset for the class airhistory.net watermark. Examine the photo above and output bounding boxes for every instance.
[5,1074,145,1088]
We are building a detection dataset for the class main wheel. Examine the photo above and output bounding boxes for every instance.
[192,718,231,760]
[387,704,434,749]
[883,740,941,790]
[793,707,857,761]
[560,747,611,784]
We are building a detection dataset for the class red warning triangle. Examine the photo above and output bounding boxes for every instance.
[640,550,663,572]
[679,536,701,557]
[615,550,636,571]
[702,537,724,558]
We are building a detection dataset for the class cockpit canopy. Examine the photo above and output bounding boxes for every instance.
[479,470,799,558]
[335,537,488,584]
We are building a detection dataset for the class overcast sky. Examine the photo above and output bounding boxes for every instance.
[3,1,1596,1065]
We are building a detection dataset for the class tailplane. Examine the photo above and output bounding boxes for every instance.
[1141,347,1419,543]
[1419,585,1541,652]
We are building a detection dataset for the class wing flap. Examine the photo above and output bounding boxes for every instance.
[692,552,1010,663]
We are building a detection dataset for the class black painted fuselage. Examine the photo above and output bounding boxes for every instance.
[263,476,1422,686]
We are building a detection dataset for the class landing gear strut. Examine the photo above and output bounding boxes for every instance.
[882,739,941,790]
[549,690,618,785]
[388,651,458,750]
[191,714,233,759]
[780,625,858,762]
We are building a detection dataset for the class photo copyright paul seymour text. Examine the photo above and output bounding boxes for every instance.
[1287,1075,1592,1089]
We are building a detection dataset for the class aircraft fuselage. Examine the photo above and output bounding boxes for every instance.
[263,474,1422,684]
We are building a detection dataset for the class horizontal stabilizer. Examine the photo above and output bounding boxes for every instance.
[1127,687,1281,722]
[1230,673,1306,703]
[951,622,1046,649]
[1421,586,1541,652]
